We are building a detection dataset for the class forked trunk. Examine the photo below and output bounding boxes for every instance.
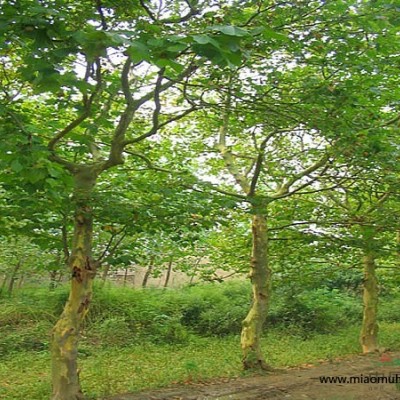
[241,213,272,370]
[360,250,379,353]
[51,169,97,400]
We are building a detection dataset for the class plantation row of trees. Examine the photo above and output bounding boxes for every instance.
[1,0,399,399]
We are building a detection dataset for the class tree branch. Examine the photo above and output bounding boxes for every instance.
[140,0,199,24]
[97,227,127,263]
[216,80,251,195]
[248,130,278,196]
[273,153,329,197]
[96,0,108,30]
[123,150,172,173]
[366,191,391,215]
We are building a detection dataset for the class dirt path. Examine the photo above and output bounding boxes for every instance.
[107,352,400,400]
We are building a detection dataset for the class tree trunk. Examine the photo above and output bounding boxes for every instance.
[142,255,155,288]
[50,255,61,290]
[163,257,173,288]
[101,263,110,284]
[57,270,65,284]
[189,256,202,285]
[241,213,272,370]
[17,273,24,289]
[0,275,7,294]
[123,267,129,287]
[360,250,379,353]
[61,217,70,266]
[51,169,97,400]
[7,260,21,295]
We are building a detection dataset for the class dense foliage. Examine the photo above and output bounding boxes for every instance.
[1,0,400,398]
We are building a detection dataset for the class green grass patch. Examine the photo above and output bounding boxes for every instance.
[1,323,400,400]
[1,283,400,399]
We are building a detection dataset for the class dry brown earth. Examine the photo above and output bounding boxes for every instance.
[106,352,400,400]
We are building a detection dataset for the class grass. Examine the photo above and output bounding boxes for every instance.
[1,323,400,400]
[1,283,400,399]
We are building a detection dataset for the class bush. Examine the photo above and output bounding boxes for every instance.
[0,280,370,354]
[268,288,363,335]
[0,320,52,356]
[379,297,400,323]
[178,281,251,336]
[88,317,132,347]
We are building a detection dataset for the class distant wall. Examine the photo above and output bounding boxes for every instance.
[108,265,240,288]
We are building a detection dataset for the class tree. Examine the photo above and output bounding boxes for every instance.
[312,159,400,353]
[0,1,261,397]
[168,0,400,368]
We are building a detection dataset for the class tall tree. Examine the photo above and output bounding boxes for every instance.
[0,1,262,397]
[170,0,400,368]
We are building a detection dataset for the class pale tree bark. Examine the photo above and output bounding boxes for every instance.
[241,212,272,370]
[360,249,379,353]
[101,263,110,284]
[217,88,273,370]
[51,168,98,400]
[46,56,197,398]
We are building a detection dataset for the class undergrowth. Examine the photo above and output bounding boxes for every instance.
[0,282,399,399]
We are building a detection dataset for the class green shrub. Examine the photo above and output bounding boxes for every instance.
[178,282,250,336]
[379,298,400,323]
[88,317,133,347]
[0,320,52,356]
[268,288,362,335]
[0,281,371,353]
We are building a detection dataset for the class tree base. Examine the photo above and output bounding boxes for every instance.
[242,358,275,372]
[361,345,379,354]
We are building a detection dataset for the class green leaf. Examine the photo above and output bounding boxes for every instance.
[105,32,128,46]
[261,27,289,41]
[193,35,214,45]
[155,59,185,73]
[166,43,188,52]
[126,41,151,63]
[10,160,23,173]
[208,25,250,37]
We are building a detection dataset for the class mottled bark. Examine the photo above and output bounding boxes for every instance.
[360,250,379,353]
[241,213,272,370]
[51,168,97,400]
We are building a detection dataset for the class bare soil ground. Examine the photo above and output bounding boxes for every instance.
[106,351,400,400]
